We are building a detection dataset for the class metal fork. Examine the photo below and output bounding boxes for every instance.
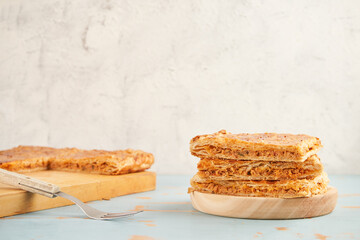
[0,168,142,220]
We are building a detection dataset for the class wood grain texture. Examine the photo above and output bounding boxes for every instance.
[0,171,156,217]
[190,186,337,219]
[0,169,60,198]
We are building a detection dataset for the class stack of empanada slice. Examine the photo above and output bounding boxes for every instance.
[189,130,329,198]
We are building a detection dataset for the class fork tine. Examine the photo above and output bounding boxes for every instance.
[56,191,143,220]
[101,214,132,219]
[103,211,143,218]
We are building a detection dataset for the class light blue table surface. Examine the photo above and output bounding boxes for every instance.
[0,175,359,240]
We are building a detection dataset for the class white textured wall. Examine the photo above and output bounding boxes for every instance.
[1,0,360,174]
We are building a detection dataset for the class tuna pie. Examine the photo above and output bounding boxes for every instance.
[190,130,322,162]
[189,172,329,198]
[197,155,323,181]
[0,145,154,175]
[189,130,328,199]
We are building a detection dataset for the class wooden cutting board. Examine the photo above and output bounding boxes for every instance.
[0,170,156,217]
[190,186,338,219]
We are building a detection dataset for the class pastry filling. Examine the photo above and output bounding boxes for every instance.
[49,157,152,175]
[0,159,49,172]
[194,145,301,160]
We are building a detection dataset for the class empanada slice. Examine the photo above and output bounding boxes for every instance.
[189,172,329,198]
[49,148,154,175]
[197,155,323,180]
[190,130,322,162]
[0,146,154,175]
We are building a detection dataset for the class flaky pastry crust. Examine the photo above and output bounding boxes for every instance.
[190,130,322,162]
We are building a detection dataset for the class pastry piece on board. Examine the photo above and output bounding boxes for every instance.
[189,172,329,198]
[49,148,154,175]
[0,146,154,175]
[197,155,323,181]
[190,130,322,162]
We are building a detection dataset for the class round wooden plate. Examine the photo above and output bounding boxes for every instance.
[190,186,338,219]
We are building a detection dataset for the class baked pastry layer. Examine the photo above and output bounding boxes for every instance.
[189,172,329,198]
[190,130,322,162]
[197,155,323,181]
[0,146,154,175]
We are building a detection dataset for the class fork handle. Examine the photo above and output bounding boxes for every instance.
[0,168,60,198]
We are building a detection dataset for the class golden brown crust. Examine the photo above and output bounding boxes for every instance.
[0,146,59,163]
[189,172,329,198]
[190,130,322,161]
[197,155,323,180]
[0,146,154,175]
[0,146,56,172]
